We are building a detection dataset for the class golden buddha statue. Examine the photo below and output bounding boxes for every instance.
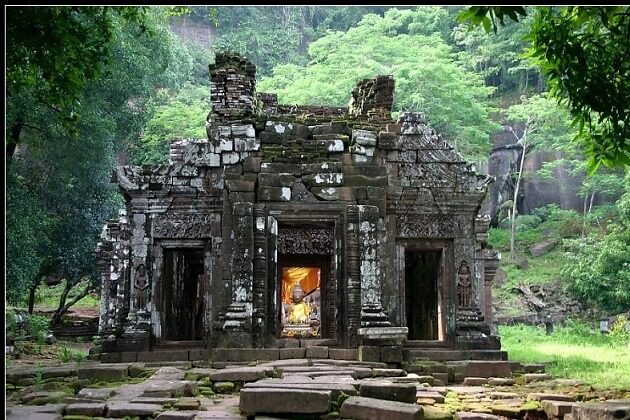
[287,283,311,324]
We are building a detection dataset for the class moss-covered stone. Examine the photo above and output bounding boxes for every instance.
[422,406,453,420]
[213,381,235,394]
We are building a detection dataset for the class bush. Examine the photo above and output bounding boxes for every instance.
[26,314,50,344]
[515,214,543,231]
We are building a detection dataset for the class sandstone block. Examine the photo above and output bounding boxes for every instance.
[239,388,331,416]
[340,396,423,420]
[360,382,417,403]
[105,402,162,417]
[305,346,329,359]
[65,403,106,417]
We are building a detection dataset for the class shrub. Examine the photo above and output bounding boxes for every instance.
[26,314,51,344]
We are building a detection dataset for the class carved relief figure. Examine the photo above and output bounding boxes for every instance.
[134,264,149,311]
[457,261,472,308]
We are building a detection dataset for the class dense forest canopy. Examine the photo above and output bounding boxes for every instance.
[5,6,629,320]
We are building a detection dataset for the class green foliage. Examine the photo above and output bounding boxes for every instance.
[457,6,527,33]
[132,83,209,165]
[561,175,630,313]
[31,280,100,309]
[26,315,51,344]
[457,6,630,170]
[57,345,87,363]
[258,8,499,161]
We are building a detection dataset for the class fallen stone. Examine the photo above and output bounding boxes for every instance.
[105,402,162,417]
[213,381,235,394]
[455,413,501,419]
[359,382,417,403]
[487,377,514,386]
[78,364,128,382]
[523,373,551,383]
[522,363,546,373]
[76,387,116,400]
[150,366,186,380]
[6,404,66,416]
[541,400,577,418]
[6,413,62,420]
[243,380,357,399]
[572,401,630,420]
[416,391,445,403]
[489,392,520,400]
[65,403,106,417]
[491,400,541,418]
[239,388,331,416]
[141,379,197,397]
[446,386,487,395]
[306,346,329,359]
[464,361,512,378]
[528,392,575,402]
[340,396,423,420]
[209,366,267,382]
[372,368,406,377]
[422,405,453,419]
[463,377,487,386]
[128,362,147,377]
[530,239,558,257]
[155,411,198,420]
[22,391,69,405]
[174,397,200,410]
[130,396,178,405]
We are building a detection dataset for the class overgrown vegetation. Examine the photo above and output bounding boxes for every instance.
[500,321,630,389]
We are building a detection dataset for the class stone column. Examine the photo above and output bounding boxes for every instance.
[346,206,362,347]
[252,205,267,347]
[350,205,407,352]
[221,202,254,347]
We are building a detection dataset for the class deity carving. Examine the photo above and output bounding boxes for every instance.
[457,261,472,308]
[134,264,149,311]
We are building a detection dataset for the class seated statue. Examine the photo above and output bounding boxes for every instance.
[286,283,311,324]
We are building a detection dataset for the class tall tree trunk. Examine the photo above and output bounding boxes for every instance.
[7,119,23,164]
[27,278,40,315]
[582,192,590,237]
[510,127,529,260]
[51,280,91,327]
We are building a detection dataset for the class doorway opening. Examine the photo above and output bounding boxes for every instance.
[162,248,205,341]
[405,249,442,340]
[277,255,328,339]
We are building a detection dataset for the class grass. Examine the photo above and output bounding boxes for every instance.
[31,279,100,309]
[500,323,630,389]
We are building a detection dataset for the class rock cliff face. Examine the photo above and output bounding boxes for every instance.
[481,126,612,226]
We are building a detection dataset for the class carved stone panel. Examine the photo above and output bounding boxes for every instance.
[397,215,455,238]
[277,227,334,255]
[153,214,215,238]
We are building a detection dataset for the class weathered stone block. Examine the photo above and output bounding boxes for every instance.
[226,179,255,192]
[360,382,417,403]
[243,156,262,173]
[221,151,240,165]
[78,364,128,382]
[305,346,329,359]
[105,402,162,418]
[155,410,198,420]
[358,346,381,362]
[541,400,577,418]
[209,367,268,382]
[136,350,189,362]
[353,129,378,147]
[329,348,357,360]
[239,388,332,416]
[311,187,340,201]
[258,186,291,201]
[464,361,512,378]
[65,403,106,417]
[280,348,306,359]
[379,347,402,363]
[340,396,423,420]
[303,172,344,187]
[258,173,295,187]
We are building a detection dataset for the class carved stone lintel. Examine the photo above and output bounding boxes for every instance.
[153,214,215,238]
[397,215,455,238]
[278,227,334,255]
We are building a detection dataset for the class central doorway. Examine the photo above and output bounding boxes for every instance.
[405,249,442,340]
[277,255,328,339]
[162,248,205,341]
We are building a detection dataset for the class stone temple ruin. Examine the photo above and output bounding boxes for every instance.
[97,52,501,364]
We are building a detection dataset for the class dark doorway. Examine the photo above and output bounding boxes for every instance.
[405,250,441,340]
[162,248,205,341]
[277,255,329,339]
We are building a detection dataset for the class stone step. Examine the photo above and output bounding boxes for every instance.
[239,388,331,416]
[340,396,423,420]
[404,349,507,362]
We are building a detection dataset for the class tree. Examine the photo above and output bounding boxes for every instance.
[5,7,198,324]
[457,6,630,171]
[5,6,150,163]
[561,173,630,313]
[504,94,576,258]
[258,8,499,161]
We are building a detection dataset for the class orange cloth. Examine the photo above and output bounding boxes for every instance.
[282,267,320,304]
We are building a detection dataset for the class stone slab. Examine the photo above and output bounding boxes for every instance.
[572,402,630,420]
[156,411,198,420]
[65,403,106,416]
[528,392,575,402]
[78,364,128,382]
[209,367,268,382]
[359,382,417,403]
[106,402,162,417]
[305,346,329,359]
[416,391,446,403]
[541,400,577,418]
[455,413,501,419]
[340,396,423,420]
[464,361,512,378]
[239,388,331,415]
[243,380,358,399]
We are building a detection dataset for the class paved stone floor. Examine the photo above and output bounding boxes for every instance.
[5,359,630,419]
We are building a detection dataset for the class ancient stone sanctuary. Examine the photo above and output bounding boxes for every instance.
[96,51,502,365]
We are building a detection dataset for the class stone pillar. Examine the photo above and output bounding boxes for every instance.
[252,205,267,347]
[221,202,254,347]
[350,205,407,352]
[346,206,362,347]
[481,248,500,335]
